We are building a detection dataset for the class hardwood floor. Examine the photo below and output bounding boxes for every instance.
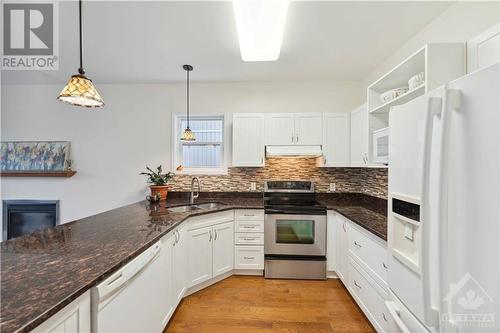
[164,276,375,333]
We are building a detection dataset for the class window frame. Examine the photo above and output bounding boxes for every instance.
[171,114,229,175]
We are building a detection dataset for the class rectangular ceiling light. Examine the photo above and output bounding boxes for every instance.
[232,0,290,62]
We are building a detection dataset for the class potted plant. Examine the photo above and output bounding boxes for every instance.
[140,165,174,201]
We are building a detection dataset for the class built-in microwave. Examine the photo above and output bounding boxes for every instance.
[373,127,389,164]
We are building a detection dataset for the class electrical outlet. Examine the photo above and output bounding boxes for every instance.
[250,182,256,191]
[329,183,336,192]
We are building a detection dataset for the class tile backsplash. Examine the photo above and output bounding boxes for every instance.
[170,158,388,199]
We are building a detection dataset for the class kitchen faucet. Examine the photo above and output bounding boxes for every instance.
[190,177,200,205]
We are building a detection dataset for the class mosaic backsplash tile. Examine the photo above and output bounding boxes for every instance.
[170,158,388,199]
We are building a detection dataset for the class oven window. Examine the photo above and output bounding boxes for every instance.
[276,219,314,244]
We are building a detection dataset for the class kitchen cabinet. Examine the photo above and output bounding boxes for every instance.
[335,213,350,282]
[212,221,235,276]
[234,209,265,272]
[350,104,368,167]
[350,104,369,166]
[326,211,337,273]
[186,226,213,287]
[161,234,175,327]
[172,226,187,307]
[31,291,90,333]
[321,113,350,167]
[232,113,265,167]
[186,212,234,288]
[266,113,322,145]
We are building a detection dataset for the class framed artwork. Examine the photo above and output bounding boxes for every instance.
[1,141,70,172]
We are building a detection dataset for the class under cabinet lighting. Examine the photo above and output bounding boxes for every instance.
[232,0,289,62]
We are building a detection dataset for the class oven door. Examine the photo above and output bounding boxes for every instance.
[264,214,326,256]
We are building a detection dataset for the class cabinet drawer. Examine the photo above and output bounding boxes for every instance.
[235,233,264,245]
[349,225,388,286]
[234,209,264,221]
[235,246,264,269]
[349,260,394,333]
[235,220,264,233]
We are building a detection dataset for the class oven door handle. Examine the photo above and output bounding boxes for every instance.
[265,209,326,215]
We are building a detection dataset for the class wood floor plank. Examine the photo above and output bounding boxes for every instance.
[164,276,375,333]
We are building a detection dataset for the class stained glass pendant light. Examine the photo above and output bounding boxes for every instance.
[57,0,104,108]
[180,64,195,141]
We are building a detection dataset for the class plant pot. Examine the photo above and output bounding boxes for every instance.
[149,185,169,201]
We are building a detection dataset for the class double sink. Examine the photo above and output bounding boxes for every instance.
[167,202,226,213]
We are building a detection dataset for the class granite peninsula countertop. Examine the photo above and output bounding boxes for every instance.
[0,192,386,333]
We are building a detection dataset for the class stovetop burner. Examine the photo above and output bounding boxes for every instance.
[263,181,326,215]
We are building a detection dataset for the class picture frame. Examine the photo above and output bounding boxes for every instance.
[1,141,71,172]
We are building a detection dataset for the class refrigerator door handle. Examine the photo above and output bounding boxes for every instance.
[385,301,412,333]
[420,96,442,327]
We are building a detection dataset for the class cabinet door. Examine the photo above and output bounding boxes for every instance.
[350,104,369,167]
[266,113,295,145]
[186,226,213,287]
[161,234,175,328]
[172,227,187,307]
[31,291,90,333]
[336,216,350,282]
[322,113,350,167]
[232,114,265,167]
[295,113,322,145]
[326,211,337,272]
[212,221,234,277]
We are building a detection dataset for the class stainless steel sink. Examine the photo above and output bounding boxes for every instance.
[167,205,202,213]
[195,202,226,210]
[167,202,226,213]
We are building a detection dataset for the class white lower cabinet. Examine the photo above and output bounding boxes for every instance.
[328,210,394,333]
[161,233,175,327]
[186,218,234,288]
[172,226,187,308]
[212,221,235,276]
[187,226,213,286]
[234,209,265,273]
[31,291,91,333]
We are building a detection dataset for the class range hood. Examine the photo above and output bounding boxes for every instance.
[265,145,323,158]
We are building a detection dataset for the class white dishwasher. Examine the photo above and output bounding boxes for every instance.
[92,241,168,333]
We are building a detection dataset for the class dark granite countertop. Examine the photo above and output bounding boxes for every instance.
[0,192,386,333]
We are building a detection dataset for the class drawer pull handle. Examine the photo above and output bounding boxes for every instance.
[243,238,256,241]
[243,214,256,217]
[383,313,388,322]
[354,280,362,289]
[243,226,256,229]
[354,241,362,248]
[383,262,388,269]
[243,256,255,260]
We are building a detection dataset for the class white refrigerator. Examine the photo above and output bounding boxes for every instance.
[386,63,499,333]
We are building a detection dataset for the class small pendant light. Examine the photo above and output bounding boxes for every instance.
[180,64,195,141]
[57,0,104,108]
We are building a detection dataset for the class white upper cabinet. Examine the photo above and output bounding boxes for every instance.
[266,113,296,145]
[294,113,322,145]
[350,104,369,167]
[266,113,322,145]
[232,113,265,167]
[321,113,350,167]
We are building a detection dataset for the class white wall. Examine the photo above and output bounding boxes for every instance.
[362,1,500,89]
[1,81,362,225]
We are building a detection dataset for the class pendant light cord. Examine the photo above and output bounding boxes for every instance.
[78,0,85,75]
[186,69,190,129]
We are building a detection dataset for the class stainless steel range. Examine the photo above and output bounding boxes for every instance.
[264,181,327,280]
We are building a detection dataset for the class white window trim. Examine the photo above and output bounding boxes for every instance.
[171,113,229,175]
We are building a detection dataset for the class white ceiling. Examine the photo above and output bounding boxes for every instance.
[2,1,453,84]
